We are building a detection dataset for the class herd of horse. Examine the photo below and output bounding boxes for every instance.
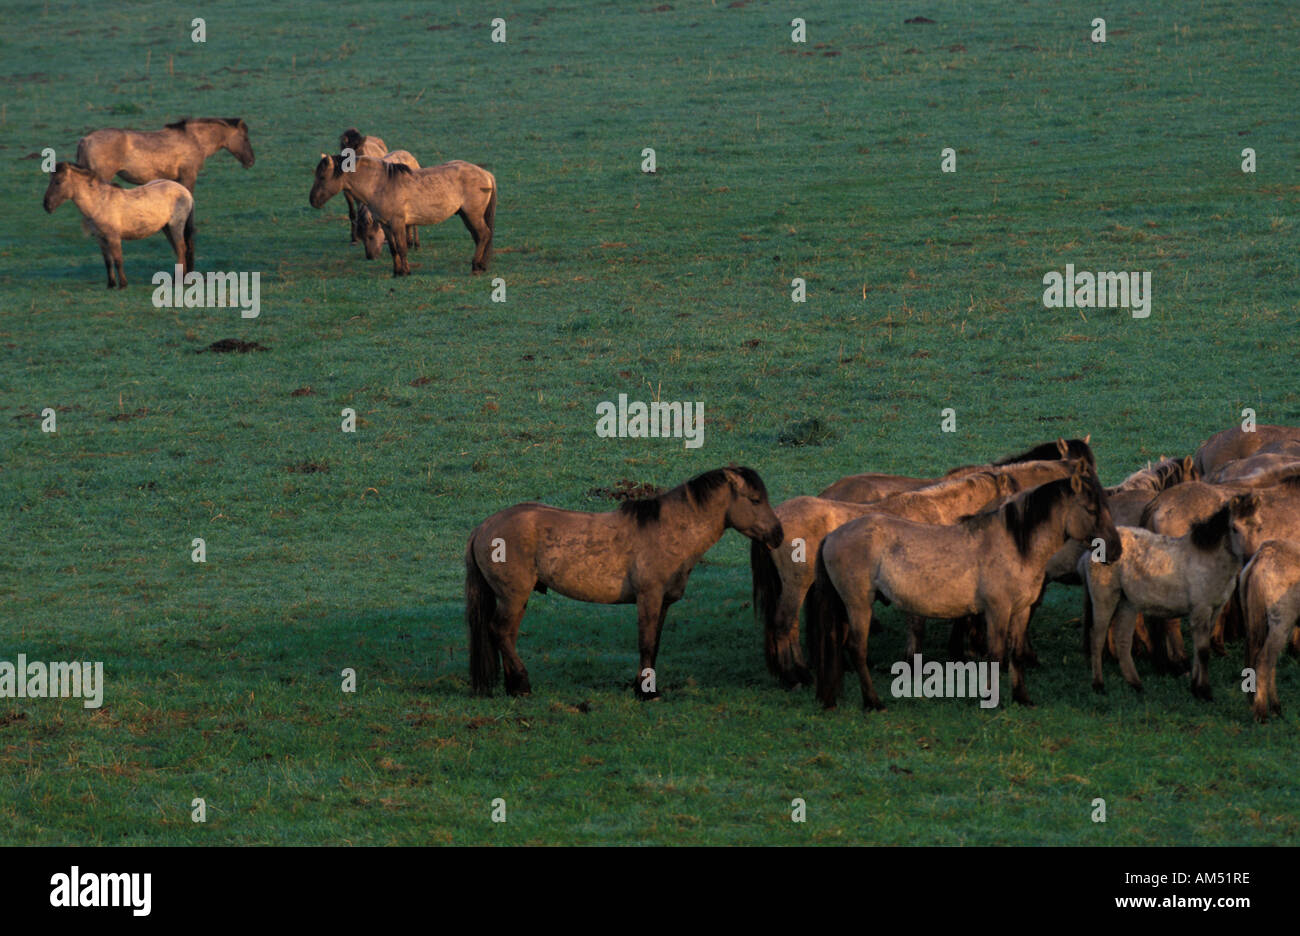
[40,118,496,285]
[466,425,1300,722]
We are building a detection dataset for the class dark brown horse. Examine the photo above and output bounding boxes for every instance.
[338,128,388,242]
[76,117,254,192]
[465,467,783,699]
[43,163,193,287]
[310,154,496,276]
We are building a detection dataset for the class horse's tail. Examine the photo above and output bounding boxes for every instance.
[183,203,196,272]
[805,549,847,708]
[1081,583,1094,654]
[465,531,499,695]
[751,539,784,675]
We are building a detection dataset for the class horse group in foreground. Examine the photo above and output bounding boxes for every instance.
[42,119,495,283]
[466,425,1300,722]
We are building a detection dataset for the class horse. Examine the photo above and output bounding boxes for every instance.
[353,150,422,259]
[310,154,496,276]
[465,466,783,699]
[1193,425,1300,476]
[338,128,388,242]
[43,162,193,288]
[1238,539,1300,722]
[76,117,253,192]
[1081,504,1240,698]
[817,436,1094,504]
[1208,452,1300,488]
[754,468,1034,687]
[806,459,1120,710]
[1226,479,1300,559]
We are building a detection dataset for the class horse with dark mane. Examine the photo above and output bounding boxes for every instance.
[338,127,388,242]
[76,117,254,192]
[806,459,1120,710]
[465,466,783,698]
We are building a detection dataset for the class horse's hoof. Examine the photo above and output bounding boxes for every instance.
[1129,682,1145,694]
[1013,691,1034,707]
[1092,681,1105,695]
[635,690,662,702]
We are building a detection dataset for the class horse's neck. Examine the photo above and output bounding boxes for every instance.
[342,161,386,201]
[183,122,227,157]
[1006,501,1074,568]
[924,476,992,510]
[69,177,108,215]
[656,493,727,560]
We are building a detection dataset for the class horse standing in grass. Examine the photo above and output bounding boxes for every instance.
[1238,539,1300,722]
[310,154,496,276]
[1081,505,1241,697]
[818,436,1094,503]
[76,117,254,192]
[353,150,422,259]
[806,460,1120,710]
[338,128,388,242]
[1193,425,1300,476]
[465,467,783,699]
[43,162,193,288]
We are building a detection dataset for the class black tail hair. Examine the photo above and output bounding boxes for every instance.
[184,206,196,271]
[751,539,783,675]
[465,533,500,695]
[482,179,496,266]
[805,549,847,708]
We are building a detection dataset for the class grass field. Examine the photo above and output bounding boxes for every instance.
[2,0,1297,844]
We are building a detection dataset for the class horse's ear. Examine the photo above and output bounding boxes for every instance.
[1084,433,1091,445]
[1056,437,1069,458]
[1184,455,1196,477]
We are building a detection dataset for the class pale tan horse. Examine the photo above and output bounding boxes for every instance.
[338,128,388,242]
[76,117,253,192]
[1238,539,1300,722]
[818,437,1094,503]
[43,163,193,288]
[354,150,422,259]
[465,467,783,699]
[310,154,496,275]
[806,460,1120,709]
[1081,504,1240,698]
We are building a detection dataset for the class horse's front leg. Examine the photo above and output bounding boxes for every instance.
[1188,608,1215,700]
[344,191,359,242]
[1007,605,1035,706]
[904,615,925,659]
[634,591,666,700]
[388,221,410,276]
[108,238,126,288]
[98,239,115,288]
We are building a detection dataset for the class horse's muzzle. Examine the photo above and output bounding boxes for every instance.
[765,523,785,549]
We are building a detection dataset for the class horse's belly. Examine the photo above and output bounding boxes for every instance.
[876,561,978,620]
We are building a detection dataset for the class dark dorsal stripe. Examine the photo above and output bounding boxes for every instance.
[993,439,1095,468]
[385,162,413,178]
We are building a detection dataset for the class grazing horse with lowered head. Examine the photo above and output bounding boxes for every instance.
[806,459,1120,710]
[76,117,254,192]
[465,466,783,699]
[353,150,422,259]
[310,153,496,276]
[1238,539,1300,722]
[43,162,193,288]
[338,128,388,242]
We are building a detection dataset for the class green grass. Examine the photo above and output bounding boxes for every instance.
[1,0,1297,844]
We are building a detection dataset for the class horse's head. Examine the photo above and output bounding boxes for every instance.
[1228,492,1265,560]
[222,118,254,167]
[42,162,80,213]
[722,466,784,548]
[357,205,386,259]
[1064,459,1122,561]
[309,154,345,208]
[339,128,365,152]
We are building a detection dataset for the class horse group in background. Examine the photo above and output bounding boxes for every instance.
[467,425,1300,723]
[41,119,496,283]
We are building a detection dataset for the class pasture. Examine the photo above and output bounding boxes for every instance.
[2,0,1297,845]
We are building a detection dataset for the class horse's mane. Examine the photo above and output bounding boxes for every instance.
[166,117,244,130]
[385,162,414,178]
[618,466,765,527]
[1189,503,1232,551]
[993,438,1095,468]
[961,472,1101,557]
[1112,457,1191,495]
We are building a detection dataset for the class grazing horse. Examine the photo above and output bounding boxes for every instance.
[1238,539,1300,722]
[43,162,193,288]
[465,467,783,698]
[76,117,254,192]
[806,460,1120,709]
[353,151,422,259]
[818,436,1094,504]
[1193,425,1300,476]
[338,128,388,242]
[1081,505,1240,697]
[310,154,496,276]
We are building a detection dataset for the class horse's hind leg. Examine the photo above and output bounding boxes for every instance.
[1113,603,1144,692]
[494,594,532,696]
[905,616,925,659]
[1088,586,1120,693]
[408,225,419,250]
[108,238,126,288]
[457,208,490,274]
